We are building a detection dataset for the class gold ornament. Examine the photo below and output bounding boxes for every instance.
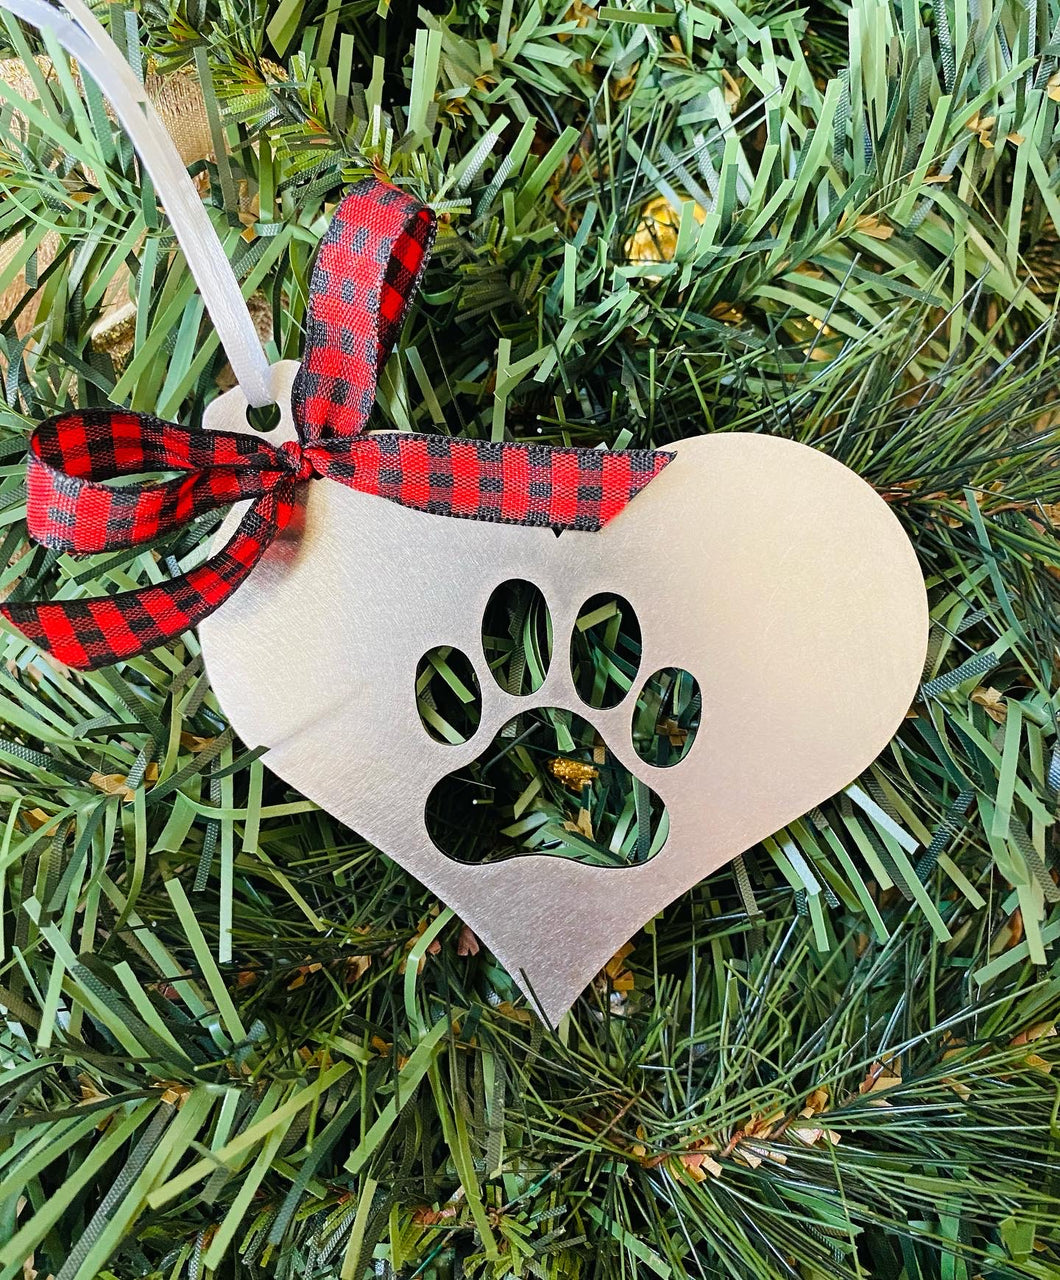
[624,194,707,268]
[547,757,600,792]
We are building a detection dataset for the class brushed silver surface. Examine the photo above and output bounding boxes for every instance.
[199,361,929,1025]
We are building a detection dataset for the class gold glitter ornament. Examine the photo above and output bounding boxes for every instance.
[546,757,600,792]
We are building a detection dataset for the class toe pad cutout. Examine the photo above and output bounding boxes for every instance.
[482,579,553,696]
[571,593,641,710]
[426,707,668,866]
[416,646,481,744]
[632,667,701,767]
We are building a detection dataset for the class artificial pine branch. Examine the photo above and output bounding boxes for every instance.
[0,1,1058,1277]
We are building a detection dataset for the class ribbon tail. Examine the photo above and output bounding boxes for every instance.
[316,434,673,532]
[293,180,436,444]
[2,488,293,670]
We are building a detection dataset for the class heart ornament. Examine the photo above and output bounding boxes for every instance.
[199,362,928,1024]
[0,143,928,1022]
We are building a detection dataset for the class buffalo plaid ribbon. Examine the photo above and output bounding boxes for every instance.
[2,178,671,671]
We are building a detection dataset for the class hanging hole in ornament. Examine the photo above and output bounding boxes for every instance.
[632,667,702,767]
[481,579,553,696]
[425,707,668,866]
[245,401,282,433]
[571,593,642,710]
[415,645,482,744]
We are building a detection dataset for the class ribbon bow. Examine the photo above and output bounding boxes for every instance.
[1,179,671,672]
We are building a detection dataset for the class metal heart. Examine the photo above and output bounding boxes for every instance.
[200,363,928,1025]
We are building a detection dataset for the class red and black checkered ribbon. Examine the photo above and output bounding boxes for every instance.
[1,179,671,671]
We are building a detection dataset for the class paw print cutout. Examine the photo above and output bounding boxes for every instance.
[200,364,927,1025]
[418,583,701,868]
